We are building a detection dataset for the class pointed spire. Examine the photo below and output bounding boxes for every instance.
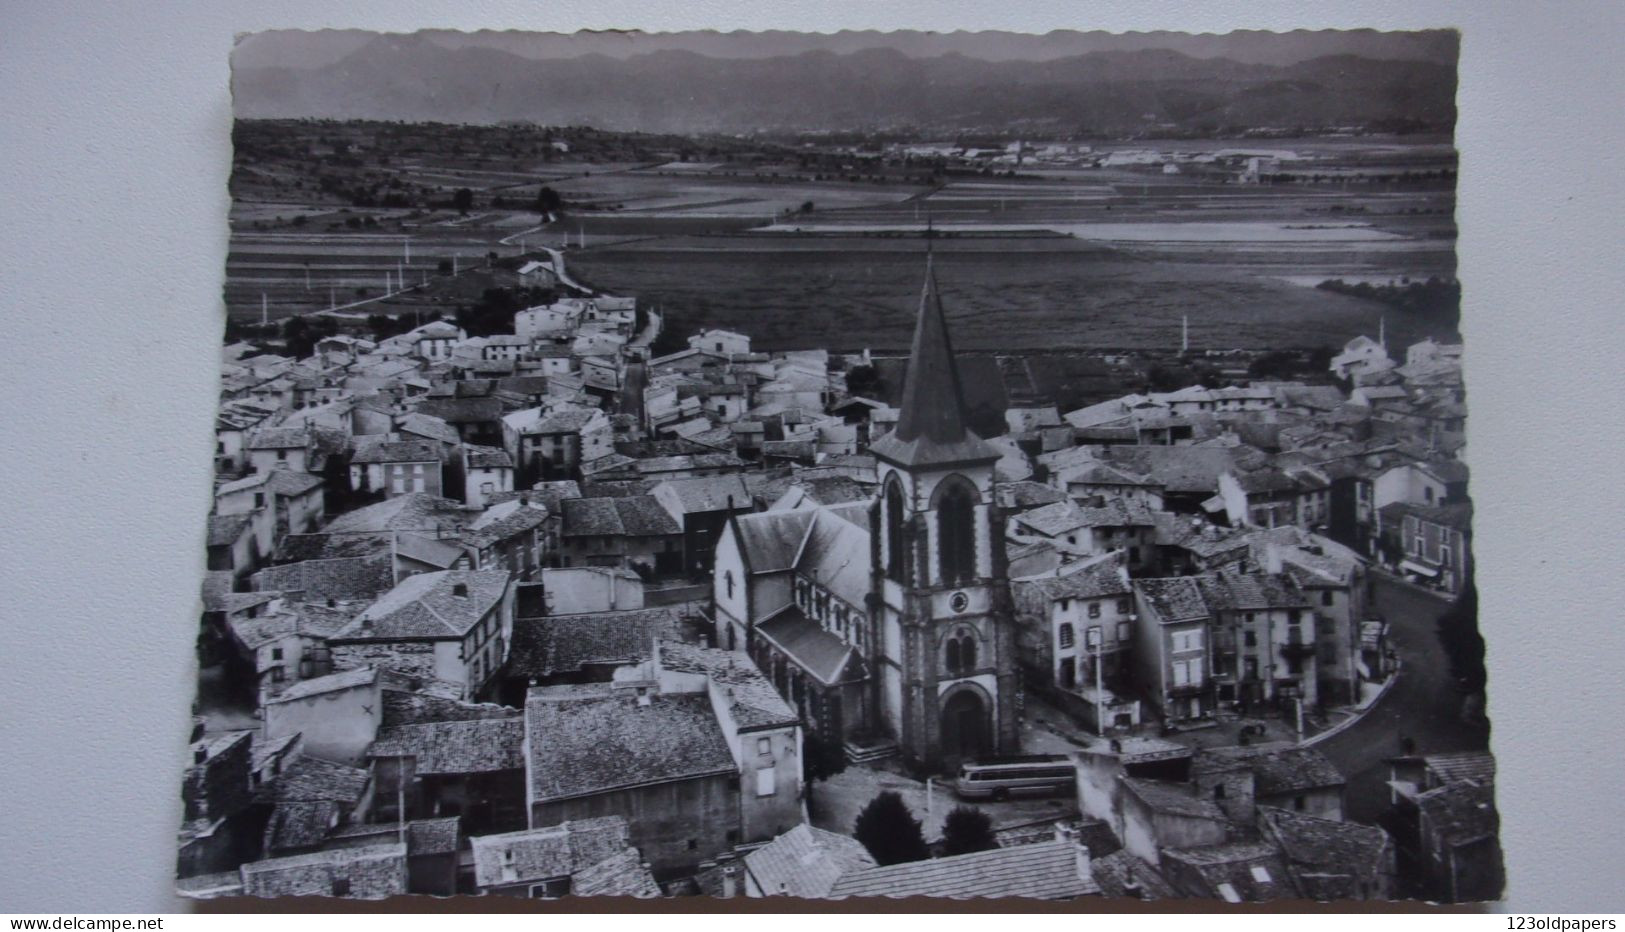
[895,259,966,444]
[871,253,1001,468]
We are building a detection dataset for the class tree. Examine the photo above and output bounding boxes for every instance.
[1436,573,1486,696]
[281,315,314,359]
[802,731,848,784]
[1247,349,1304,380]
[536,185,563,215]
[941,806,997,857]
[456,287,523,338]
[844,364,880,398]
[452,187,474,214]
[853,791,929,866]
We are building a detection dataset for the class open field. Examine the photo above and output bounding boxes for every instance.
[570,236,1450,353]
[224,125,1459,353]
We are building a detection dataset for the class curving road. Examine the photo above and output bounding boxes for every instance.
[1315,574,1491,824]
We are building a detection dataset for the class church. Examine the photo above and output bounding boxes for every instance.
[709,257,1022,772]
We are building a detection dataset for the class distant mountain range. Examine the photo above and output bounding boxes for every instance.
[233,30,1457,135]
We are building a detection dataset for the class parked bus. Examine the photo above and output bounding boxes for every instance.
[953,755,1076,801]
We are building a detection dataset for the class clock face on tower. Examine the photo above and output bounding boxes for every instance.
[949,591,969,614]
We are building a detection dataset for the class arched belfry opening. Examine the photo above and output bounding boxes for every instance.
[935,476,978,587]
[884,476,907,583]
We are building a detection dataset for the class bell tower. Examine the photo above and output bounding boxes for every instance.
[868,253,1020,772]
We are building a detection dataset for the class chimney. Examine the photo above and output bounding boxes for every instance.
[1262,542,1283,576]
[1055,822,1091,885]
[720,859,741,898]
[1123,865,1144,899]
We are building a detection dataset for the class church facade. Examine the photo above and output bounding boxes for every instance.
[710,258,1022,773]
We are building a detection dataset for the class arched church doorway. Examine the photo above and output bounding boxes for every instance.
[940,687,991,764]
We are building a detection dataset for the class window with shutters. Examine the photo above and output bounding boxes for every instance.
[1058,623,1075,649]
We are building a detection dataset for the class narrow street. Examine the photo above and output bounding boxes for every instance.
[1315,574,1490,823]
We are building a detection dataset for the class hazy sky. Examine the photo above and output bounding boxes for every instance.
[234,27,1458,70]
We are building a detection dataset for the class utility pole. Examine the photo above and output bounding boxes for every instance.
[404,238,411,263]
[1094,636,1107,737]
[304,263,310,290]
[1182,315,1189,355]
[452,254,459,275]
[260,293,268,326]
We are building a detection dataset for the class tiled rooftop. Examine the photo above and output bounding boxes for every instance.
[525,688,736,804]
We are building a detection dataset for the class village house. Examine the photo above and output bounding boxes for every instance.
[317,817,462,897]
[1195,567,1320,713]
[216,400,282,474]
[349,437,443,499]
[178,730,257,878]
[1053,461,1167,512]
[1257,806,1395,901]
[1388,501,1473,595]
[261,667,392,766]
[522,650,801,879]
[224,598,354,707]
[456,498,548,582]
[326,568,516,702]
[501,405,613,485]
[1160,840,1293,903]
[824,827,1102,900]
[503,606,680,701]
[557,495,684,575]
[239,844,407,899]
[533,566,644,615]
[367,713,528,836]
[217,467,327,540]
[207,513,262,581]
[1328,335,1394,382]
[245,427,312,475]
[410,394,509,448]
[1193,746,1347,821]
[392,320,467,362]
[461,444,514,508]
[468,817,661,899]
[1011,554,1142,733]
[255,753,375,860]
[736,823,875,898]
[251,552,397,605]
[688,329,752,358]
[396,411,461,455]
[650,474,754,578]
[1129,578,1213,723]
[1385,752,1500,902]
[514,301,583,340]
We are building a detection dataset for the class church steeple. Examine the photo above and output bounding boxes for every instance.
[870,254,1001,469]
